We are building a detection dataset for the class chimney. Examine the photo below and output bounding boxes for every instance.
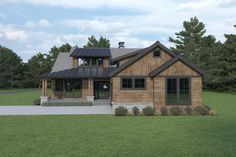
[118,42,125,48]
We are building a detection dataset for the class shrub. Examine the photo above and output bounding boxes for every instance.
[115,106,128,116]
[184,106,192,115]
[209,110,216,115]
[169,107,183,116]
[33,98,40,105]
[142,106,155,116]
[193,106,209,115]
[203,104,211,113]
[132,107,140,116]
[160,107,168,116]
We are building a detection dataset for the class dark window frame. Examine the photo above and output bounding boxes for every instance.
[121,77,146,90]
[153,48,161,57]
[165,77,191,105]
[80,57,104,67]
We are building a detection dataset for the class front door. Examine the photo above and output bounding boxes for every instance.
[94,81,110,99]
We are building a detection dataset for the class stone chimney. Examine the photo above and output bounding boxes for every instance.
[118,42,125,48]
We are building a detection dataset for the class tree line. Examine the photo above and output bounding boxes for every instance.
[0,17,235,91]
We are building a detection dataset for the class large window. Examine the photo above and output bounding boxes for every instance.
[121,77,146,90]
[166,77,190,105]
[55,80,63,92]
[64,80,82,98]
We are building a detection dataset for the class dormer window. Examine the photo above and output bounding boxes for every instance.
[154,49,161,57]
[79,58,104,66]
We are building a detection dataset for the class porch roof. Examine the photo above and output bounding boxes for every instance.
[40,67,116,79]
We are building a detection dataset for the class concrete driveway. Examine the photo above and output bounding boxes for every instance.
[0,106,112,115]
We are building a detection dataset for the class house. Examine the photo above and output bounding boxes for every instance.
[40,41,205,111]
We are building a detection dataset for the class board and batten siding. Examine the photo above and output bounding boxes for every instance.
[117,50,172,76]
[112,49,173,104]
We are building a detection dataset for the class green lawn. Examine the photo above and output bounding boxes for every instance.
[0,91,235,157]
[0,89,50,105]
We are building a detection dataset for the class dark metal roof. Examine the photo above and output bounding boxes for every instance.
[109,41,176,77]
[70,48,111,57]
[149,55,205,77]
[40,67,116,79]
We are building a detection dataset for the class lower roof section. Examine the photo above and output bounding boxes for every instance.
[40,67,116,79]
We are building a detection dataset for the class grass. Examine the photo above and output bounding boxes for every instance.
[0,89,50,106]
[0,91,235,157]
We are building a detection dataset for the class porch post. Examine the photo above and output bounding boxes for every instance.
[40,78,48,106]
[87,78,94,102]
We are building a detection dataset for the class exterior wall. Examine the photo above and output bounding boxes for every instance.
[191,77,202,106]
[119,57,132,65]
[103,58,109,67]
[72,57,78,68]
[153,77,165,109]
[117,50,172,76]
[159,61,200,76]
[112,77,153,103]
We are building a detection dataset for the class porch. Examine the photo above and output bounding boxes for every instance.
[41,78,111,105]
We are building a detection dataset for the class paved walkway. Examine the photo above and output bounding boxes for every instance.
[0,106,112,115]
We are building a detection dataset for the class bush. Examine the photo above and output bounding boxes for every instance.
[115,106,128,116]
[132,107,140,116]
[142,106,155,116]
[160,107,168,116]
[169,107,183,116]
[203,105,211,113]
[193,106,209,115]
[184,106,192,115]
[33,98,40,105]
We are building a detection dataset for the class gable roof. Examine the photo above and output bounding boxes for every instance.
[70,48,111,57]
[149,55,205,77]
[109,41,176,77]
[51,52,72,72]
[41,67,116,79]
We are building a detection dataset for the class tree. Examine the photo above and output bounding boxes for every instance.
[84,35,110,48]
[0,45,24,88]
[169,16,206,63]
[24,53,49,88]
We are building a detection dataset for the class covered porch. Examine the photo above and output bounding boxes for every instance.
[40,67,114,105]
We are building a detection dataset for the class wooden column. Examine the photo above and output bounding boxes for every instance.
[41,79,48,96]
[88,78,94,96]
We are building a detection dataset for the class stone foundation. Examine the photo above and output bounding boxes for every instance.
[40,96,48,106]
[87,96,94,102]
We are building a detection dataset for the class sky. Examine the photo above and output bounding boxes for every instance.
[0,0,235,62]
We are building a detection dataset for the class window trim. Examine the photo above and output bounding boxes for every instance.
[120,76,146,90]
[165,76,191,105]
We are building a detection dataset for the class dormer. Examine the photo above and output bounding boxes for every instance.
[70,48,111,68]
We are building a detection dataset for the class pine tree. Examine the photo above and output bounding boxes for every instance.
[84,35,110,48]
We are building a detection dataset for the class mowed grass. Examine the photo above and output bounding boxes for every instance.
[0,89,50,105]
[0,91,235,157]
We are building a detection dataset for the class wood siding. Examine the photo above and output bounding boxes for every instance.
[117,50,172,76]
[159,61,200,76]
[103,58,109,67]
[191,77,202,106]
[153,77,165,109]
[112,77,153,103]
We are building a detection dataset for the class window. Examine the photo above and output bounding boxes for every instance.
[98,58,103,66]
[55,80,63,91]
[122,78,132,89]
[154,49,161,57]
[135,78,145,89]
[79,58,104,66]
[91,58,97,66]
[121,77,146,90]
[166,77,190,105]
[64,80,82,98]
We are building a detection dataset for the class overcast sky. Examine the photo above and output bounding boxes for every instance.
[0,0,235,61]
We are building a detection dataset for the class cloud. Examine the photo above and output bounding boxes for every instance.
[25,19,51,28]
